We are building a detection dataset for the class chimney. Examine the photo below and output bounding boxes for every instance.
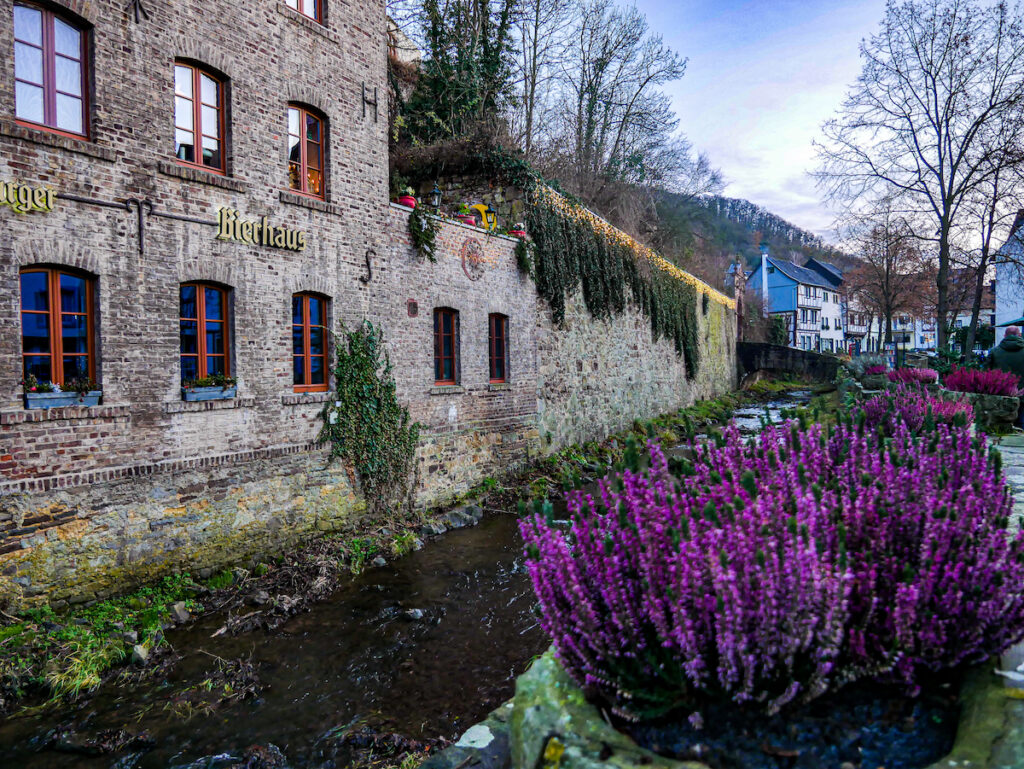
[760,243,769,316]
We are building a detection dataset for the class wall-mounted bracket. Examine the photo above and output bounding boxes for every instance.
[361,83,379,123]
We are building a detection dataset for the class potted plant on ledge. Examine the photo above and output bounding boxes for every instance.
[397,186,417,209]
[182,373,237,402]
[508,222,528,238]
[455,204,478,226]
[22,375,101,409]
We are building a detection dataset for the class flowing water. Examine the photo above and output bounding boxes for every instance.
[0,390,813,769]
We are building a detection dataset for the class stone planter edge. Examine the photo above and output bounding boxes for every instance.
[499,650,1020,769]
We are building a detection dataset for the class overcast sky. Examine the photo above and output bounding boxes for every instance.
[632,0,889,240]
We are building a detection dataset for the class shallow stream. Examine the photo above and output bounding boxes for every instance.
[0,391,812,768]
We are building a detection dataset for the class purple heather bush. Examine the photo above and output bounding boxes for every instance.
[887,367,939,385]
[863,364,888,376]
[521,416,1024,722]
[944,366,1022,396]
[860,385,973,434]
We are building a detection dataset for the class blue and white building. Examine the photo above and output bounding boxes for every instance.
[747,247,845,352]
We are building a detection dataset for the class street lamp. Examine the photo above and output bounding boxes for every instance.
[429,183,442,211]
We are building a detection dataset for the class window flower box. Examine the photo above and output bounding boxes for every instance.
[24,390,101,410]
[182,385,237,402]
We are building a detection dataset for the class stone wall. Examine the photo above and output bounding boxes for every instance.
[537,288,736,450]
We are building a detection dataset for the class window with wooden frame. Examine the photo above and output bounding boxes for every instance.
[488,313,509,383]
[174,62,225,173]
[433,308,459,385]
[180,283,230,384]
[287,105,324,198]
[292,293,328,392]
[20,267,95,385]
[284,0,322,23]
[13,3,88,137]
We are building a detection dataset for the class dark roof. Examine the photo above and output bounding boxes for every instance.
[804,257,844,287]
[762,256,835,289]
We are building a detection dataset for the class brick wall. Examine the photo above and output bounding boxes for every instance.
[0,0,736,606]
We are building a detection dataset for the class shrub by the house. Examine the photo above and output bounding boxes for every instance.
[860,385,973,434]
[887,367,939,385]
[944,366,1022,396]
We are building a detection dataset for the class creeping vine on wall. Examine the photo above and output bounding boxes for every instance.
[318,322,420,515]
[400,147,733,379]
[408,206,440,262]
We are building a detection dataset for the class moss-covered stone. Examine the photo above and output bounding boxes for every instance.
[509,651,707,769]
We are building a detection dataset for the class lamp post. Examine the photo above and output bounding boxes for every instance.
[429,184,442,212]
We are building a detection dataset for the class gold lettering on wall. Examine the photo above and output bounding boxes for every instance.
[0,181,55,214]
[216,208,307,251]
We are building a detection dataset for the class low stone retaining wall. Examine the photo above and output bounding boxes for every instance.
[939,389,1020,431]
[423,651,1024,769]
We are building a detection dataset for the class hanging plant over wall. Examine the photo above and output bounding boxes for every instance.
[318,322,420,515]
[514,237,535,279]
[526,185,713,379]
[408,206,441,262]
[399,147,735,380]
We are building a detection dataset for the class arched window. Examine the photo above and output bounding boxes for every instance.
[13,3,88,136]
[433,308,459,385]
[285,0,322,23]
[174,62,225,173]
[20,267,95,385]
[180,283,230,384]
[292,293,328,392]
[488,313,509,383]
[287,104,324,198]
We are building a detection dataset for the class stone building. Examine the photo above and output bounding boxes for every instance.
[0,0,736,606]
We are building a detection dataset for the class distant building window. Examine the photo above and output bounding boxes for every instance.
[20,267,94,385]
[488,313,509,383]
[434,308,459,385]
[14,3,88,136]
[287,105,324,198]
[293,293,328,392]
[285,0,321,22]
[175,62,225,173]
[180,283,230,383]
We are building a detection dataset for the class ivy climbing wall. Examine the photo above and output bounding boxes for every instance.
[382,203,737,506]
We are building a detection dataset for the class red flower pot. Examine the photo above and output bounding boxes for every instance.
[398,195,417,209]
[509,229,527,238]
[456,214,477,226]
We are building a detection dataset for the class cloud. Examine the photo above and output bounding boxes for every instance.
[632,0,888,241]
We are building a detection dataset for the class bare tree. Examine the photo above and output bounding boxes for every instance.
[510,0,575,160]
[955,156,1024,352]
[842,201,930,344]
[816,0,1024,350]
[556,0,687,187]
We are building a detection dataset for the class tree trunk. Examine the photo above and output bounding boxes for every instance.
[963,258,989,357]
[936,223,951,350]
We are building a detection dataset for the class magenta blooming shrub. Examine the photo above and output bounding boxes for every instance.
[521,419,1024,721]
[944,366,1022,396]
[863,364,887,376]
[860,385,973,434]
[887,367,939,385]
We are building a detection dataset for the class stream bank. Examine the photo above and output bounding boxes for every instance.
[0,381,822,769]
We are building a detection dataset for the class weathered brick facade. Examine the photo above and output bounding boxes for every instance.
[0,0,736,606]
